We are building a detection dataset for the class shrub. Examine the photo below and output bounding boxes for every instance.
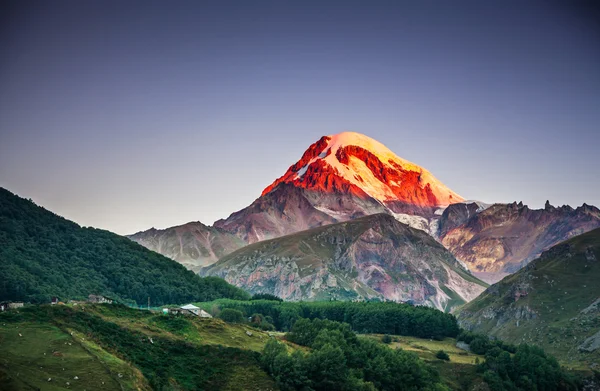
[381,334,392,344]
[435,350,450,361]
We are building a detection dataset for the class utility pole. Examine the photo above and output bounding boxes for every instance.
[148,296,150,311]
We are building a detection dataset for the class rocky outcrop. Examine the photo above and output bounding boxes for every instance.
[439,201,600,275]
[579,330,600,353]
[203,214,487,312]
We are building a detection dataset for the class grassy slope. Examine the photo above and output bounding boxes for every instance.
[0,304,278,391]
[457,228,600,369]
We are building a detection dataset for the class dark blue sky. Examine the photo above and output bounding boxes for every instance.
[1,1,599,234]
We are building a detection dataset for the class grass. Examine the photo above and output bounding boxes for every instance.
[364,334,483,365]
[0,322,128,391]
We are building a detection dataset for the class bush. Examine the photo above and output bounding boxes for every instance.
[219,308,244,323]
[435,350,450,361]
[381,334,392,344]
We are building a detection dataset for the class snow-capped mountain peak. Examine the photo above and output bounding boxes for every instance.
[262,132,463,207]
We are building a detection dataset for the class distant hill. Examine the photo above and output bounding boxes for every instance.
[0,188,249,305]
[128,222,246,272]
[201,213,487,312]
[456,227,600,369]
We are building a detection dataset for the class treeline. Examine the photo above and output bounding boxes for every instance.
[200,298,460,338]
[457,331,578,391]
[262,318,445,391]
[0,188,249,305]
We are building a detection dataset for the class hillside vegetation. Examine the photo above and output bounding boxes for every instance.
[0,188,249,305]
[457,228,600,369]
[196,298,461,338]
[0,304,277,390]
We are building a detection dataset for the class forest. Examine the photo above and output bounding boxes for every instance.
[0,188,248,305]
[201,297,461,338]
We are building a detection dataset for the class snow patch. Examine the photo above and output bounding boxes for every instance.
[390,212,430,232]
[295,165,309,179]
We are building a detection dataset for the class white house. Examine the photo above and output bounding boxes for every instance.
[198,309,213,318]
[180,304,200,316]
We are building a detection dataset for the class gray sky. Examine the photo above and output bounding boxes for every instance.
[1,1,599,235]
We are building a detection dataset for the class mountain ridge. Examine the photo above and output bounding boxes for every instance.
[202,213,487,312]
[439,200,600,277]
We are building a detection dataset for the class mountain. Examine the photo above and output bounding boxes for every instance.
[438,201,600,281]
[456,228,600,369]
[214,132,464,243]
[128,222,246,272]
[0,187,249,304]
[201,213,487,312]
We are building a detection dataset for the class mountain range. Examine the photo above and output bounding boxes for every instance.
[130,132,600,294]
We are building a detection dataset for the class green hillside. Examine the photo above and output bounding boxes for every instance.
[457,228,600,370]
[0,188,249,305]
[0,304,278,390]
[1,303,584,390]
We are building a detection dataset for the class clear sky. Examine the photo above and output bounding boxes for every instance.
[1,1,599,235]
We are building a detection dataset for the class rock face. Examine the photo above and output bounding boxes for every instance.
[128,222,246,272]
[439,201,600,278]
[201,214,487,312]
[215,132,464,242]
[456,227,600,368]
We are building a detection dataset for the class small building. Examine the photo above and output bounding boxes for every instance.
[165,305,212,318]
[198,309,213,318]
[51,297,59,305]
[1,302,24,311]
[88,294,113,304]
[180,304,200,316]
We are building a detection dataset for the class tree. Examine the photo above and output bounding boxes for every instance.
[306,343,348,391]
[435,350,450,361]
[219,308,244,323]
